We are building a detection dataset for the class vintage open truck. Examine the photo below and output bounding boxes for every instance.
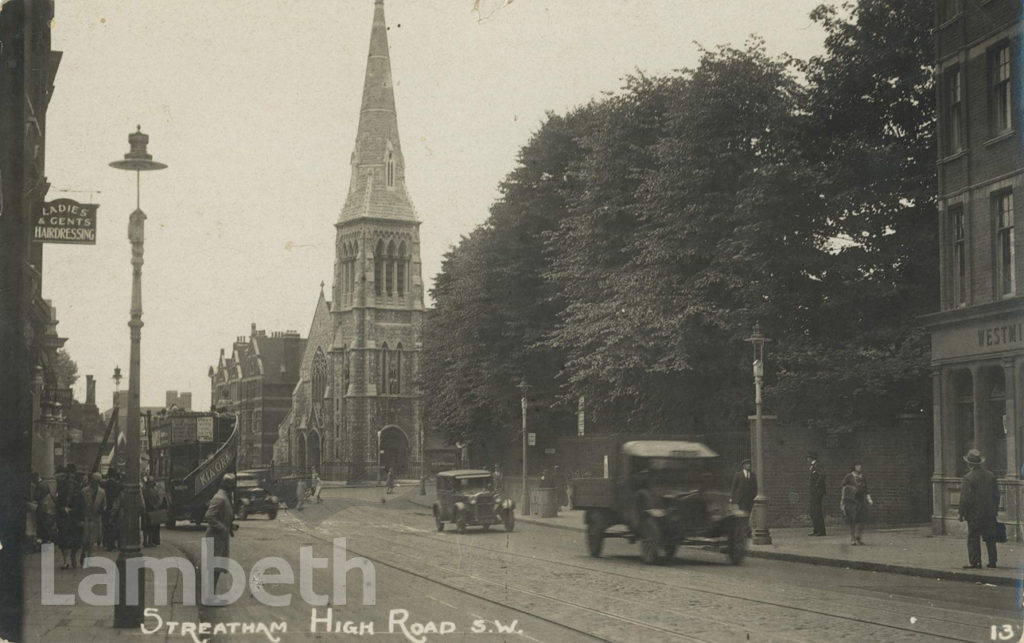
[572,440,748,565]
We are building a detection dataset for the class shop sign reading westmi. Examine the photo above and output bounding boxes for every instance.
[932,315,1024,360]
[34,199,98,244]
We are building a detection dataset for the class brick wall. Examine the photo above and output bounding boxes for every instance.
[757,415,932,526]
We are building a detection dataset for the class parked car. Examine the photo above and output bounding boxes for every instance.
[233,472,279,520]
[572,440,748,564]
[236,468,309,509]
[433,469,515,533]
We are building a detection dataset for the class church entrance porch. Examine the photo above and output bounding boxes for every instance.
[379,425,409,477]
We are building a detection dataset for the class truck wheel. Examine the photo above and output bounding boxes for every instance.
[456,514,467,534]
[435,512,444,532]
[640,517,661,565]
[503,510,515,532]
[586,511,605,557]
[727,523,747,565]
[267,509,277,520]
[663,545,677,558]
[237,507,248,520]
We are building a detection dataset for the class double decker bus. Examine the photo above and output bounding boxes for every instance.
[148,410,238,526]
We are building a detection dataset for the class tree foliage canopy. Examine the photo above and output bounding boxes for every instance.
[423,0,937,446]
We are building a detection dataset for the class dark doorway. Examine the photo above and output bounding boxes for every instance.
[379,426,409,476]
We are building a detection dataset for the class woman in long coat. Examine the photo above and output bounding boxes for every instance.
[840,462,873,545]
[81,472,107,562]
[56,467,84,568]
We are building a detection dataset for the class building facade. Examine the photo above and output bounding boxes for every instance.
[276,0,425,481]
[926,0,1023,536]
[210,325,304,469]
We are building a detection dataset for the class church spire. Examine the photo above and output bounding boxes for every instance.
[340,0,416,222]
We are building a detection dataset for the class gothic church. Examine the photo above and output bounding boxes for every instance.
[274,0,424,480]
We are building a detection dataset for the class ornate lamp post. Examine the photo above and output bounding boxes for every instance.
[109,126,166,628]
[745,323,772,545]
[517,378,531,515]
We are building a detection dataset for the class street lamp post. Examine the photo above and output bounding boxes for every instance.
[517,378,531,515]
[110,127,166,628]
[745,323,772,545]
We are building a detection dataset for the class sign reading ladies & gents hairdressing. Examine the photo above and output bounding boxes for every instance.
[34,198,98,244]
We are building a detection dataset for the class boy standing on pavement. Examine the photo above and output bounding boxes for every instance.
[958,449,999,569]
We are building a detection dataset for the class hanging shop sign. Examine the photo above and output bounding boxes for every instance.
[34,199,98,244]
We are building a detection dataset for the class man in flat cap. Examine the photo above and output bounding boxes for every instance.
[203,473,238,602]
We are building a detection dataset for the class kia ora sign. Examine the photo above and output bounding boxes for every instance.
[34,199,98,244]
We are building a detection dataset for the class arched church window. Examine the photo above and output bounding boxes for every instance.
[394,343,403,394]
[386,240,396,296]
[348,242,357,293]
[311,349,328,404]
[374,240,384,296]
[340,347,349,397]
[397,242,407,296]
[380,344,389,395]
[386,150,395,188]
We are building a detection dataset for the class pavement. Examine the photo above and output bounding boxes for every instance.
[405,484,1023,588]
[22,539,200,642]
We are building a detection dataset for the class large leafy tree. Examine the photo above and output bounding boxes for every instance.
[770,0,937,430]
[422,110,588,456]
[425,0,938,445]
[547,43,825,434]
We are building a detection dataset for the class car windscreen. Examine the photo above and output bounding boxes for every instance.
[456,477,491,491]
[643,457,715,489]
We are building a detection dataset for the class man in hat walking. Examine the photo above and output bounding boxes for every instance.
[958,449,999,569]
[730,458,757,536]
[807,452,827,536]
[730,459,758,512]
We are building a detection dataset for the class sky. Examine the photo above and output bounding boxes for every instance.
[42,0,829,411]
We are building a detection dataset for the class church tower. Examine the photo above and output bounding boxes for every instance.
[331,0,424,480]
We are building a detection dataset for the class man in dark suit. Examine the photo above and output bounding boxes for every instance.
[729,458,757,512]
[807,451,826,536]
[730,458,757,537]
[958,449,999,569]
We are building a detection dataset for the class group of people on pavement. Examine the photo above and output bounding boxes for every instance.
[731,447,1002,568]
[27,464,167,569]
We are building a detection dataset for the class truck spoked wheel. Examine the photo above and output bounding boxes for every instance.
[586,510,605,557]
[640,517,661,565]
[727,523,747,565]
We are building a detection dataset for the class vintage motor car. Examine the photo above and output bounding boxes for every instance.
[572,440,748,565]
[433,469,515,533]
[233,472,279,520]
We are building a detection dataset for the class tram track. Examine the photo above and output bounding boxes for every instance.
[275,511,705,642]
[277,504,994,642]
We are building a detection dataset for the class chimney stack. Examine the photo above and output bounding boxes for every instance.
[86,375,96,405]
